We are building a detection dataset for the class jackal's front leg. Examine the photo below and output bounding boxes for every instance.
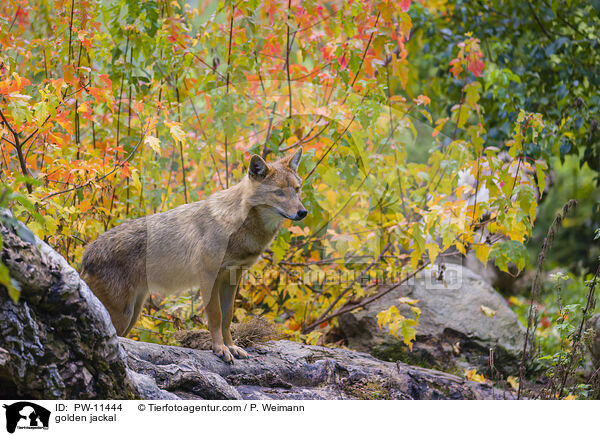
[220,269,248,360]
[206,287,235,364]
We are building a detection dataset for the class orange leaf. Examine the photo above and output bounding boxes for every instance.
[88,87,104,104]
[63,65,76,86]
[0,74,31,94]
[99,74,112,89]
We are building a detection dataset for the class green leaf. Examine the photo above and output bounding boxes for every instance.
[0,263,20,303]
[490,240,528,273]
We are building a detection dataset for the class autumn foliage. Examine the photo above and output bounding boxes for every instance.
[1,0,543,346]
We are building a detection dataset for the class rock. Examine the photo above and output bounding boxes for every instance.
[126,370,181,400]
[0,210,135,400]
[121,338,516,399]
[339,263,526,376]
[0,210,517,400]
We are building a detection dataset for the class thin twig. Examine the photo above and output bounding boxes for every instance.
[557,262,599,397]
[302,242,392,333]
[526,0,555,42]
[0,108,31,192]
[224,5,235,188]
[285,0,293,119]
[67,0,75,64]
[517,199,577,398]
[8,6,21,32]
[303,262,429,332]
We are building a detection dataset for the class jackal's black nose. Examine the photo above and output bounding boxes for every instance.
[296,209,307,220]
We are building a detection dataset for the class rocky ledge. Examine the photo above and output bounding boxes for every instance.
[123,338,516,400]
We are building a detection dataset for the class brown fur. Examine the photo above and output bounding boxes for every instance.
[81,148,305,363]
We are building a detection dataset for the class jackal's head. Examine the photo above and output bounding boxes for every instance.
[246,148,307,221]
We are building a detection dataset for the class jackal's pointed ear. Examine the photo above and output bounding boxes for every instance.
[287,147,303,171]
[249,154,268,180]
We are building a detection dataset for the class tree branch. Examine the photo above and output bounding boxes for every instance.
[41,117,154,201]
[285,0,293,119]
[526,0,554,42]
[302,241,392,333]
[0,108,31,193]
[303,262,429,333]
[224,5,235,189]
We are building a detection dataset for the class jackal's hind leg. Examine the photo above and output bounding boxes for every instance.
[122,290,149,337]
[84,275,134,337]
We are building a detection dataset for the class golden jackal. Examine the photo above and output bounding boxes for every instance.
[81,148,306,363]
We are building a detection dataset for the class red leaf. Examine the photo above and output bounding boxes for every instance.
[338,53,348,70]
[468,59,485,77]
[320,44,334,61]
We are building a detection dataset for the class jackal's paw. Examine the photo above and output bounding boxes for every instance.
[228,345,249,359]
[212,344,234,364]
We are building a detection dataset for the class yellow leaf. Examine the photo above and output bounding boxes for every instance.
[324,189,337,208]
[410,306,421,318]
[536,162,546,197]
[132,171,142,192]
[480,305,496,317]
[410,249,421,270]
[139,315,155,330]
[401,321,417,351]
[288,225,309,236]
[432,117,449,138]
[234,307,246,322]
[165,121,186,143]
[144,135,161,153]
[376,306,398,328]
[508,296,523,306]
[563,394,577,400]
[455,240,466,255]
[305,331,323,345]
[397,297,419,305]
[63,64,75,85]
[507,376,519,391]
[426,242,440,264]
[51,78,66,94]
[464,368,487,384]
[474,243,490,265]
[78,102,90,114]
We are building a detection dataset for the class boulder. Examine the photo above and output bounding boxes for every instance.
[339,263,526,376]
[0,211,134,399]
[0,210,172,400]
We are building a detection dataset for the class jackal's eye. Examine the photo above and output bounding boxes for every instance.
[274,189,285,196]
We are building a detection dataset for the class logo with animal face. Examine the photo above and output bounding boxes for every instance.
[3,402,50,433]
